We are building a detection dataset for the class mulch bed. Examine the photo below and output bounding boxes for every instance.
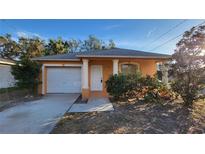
[51,99,205,134]
[0,88,42,112]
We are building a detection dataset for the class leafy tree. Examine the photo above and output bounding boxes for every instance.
[80,35,104,52]
[18,37,45,59]
[0,35,9,44]
[11,58,41,94]
[0,34,116,58]
[67,39,82,52]
[0,34,21,60]
[171,25,205,107]
[79,35,116,52]
[44,38,69,55]
[0,34,45,60]
[108,39,116,49]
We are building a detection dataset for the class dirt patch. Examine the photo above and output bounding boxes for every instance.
[51,99,205,134]
[0,96,41,112]
[0,88,31,102]
[0,89,41,112]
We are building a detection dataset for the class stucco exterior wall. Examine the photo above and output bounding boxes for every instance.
[0,64,15,88]
[118,59,158,76]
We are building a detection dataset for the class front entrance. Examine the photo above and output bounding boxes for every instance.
[91,65,103,91]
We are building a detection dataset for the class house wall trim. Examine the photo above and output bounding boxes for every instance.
[43,64,82,67]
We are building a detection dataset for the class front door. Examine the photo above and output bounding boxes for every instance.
[91,65,103,91]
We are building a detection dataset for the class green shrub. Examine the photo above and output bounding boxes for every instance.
[124,73,142,99]
[11,58,41,95]
[106,74,127,100]
[140,75,163,89]
[140,75,172,103]
[106,74,173,103]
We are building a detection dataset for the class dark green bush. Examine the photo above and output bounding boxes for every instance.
[124,73,142,99]
[11,58,41,95]
[140,75,163,89]
[105,74,128,100]
[106,73,142,100]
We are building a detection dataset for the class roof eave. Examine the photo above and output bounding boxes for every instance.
[76,55,171,59]
[31,59,81,61]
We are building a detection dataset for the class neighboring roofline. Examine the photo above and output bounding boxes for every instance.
[32,58,80,61]
[76,55,171,59]
[0,61,15,65]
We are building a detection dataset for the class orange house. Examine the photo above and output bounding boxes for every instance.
[33,48,171,100]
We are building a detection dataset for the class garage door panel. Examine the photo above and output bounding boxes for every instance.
[47,67,81,93]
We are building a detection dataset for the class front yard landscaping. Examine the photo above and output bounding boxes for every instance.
[52,71,205,134]
[51,99,205,134]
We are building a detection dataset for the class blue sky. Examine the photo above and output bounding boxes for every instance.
[0,19,204,54]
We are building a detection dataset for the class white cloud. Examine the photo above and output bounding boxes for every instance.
[16,31,42,38]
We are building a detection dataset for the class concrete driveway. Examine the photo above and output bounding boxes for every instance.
[0,94,79,134]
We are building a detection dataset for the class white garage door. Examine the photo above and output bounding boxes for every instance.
[47,67,81,93]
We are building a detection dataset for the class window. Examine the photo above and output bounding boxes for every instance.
[121,64,139,75]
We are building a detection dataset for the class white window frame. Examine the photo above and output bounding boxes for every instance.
[119,62,140,75]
